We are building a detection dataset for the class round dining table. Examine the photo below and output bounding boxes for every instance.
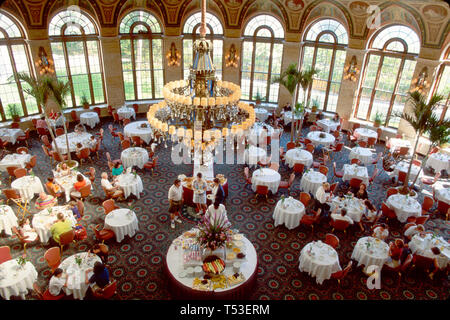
[11,175,44,201]
[300,170,327,196]
[124,121,154,144]
[284,148,313,168]
[251,168,281,194]
[0,128,25,144]
[349,147,374,165]
[254,108,269,122]
[59,252,102,300]
[316,119,340,133]
[0,260,38,300]
[307,131,335,148]
[386,138,411,153]
[79,112,100,129]
[330,196,365,223]
[32,205,77,244]
[117,106,136,120]
[53,132,92,154]
[343,164,369,185]
[426,153,450,173]
[0,153,31,172]
[298,240,341,285]
[354,128,377,141]
[121,147,149,169]
[386,194,422,223]
[104,208,139,243]
[283,111,302,125]
[408,233,450,270]
[351,236,389,272]
[116,172,144,199]
[273,197,305,230]
[54,172,90,203]
[244,145,267,167]
[0,205,18,236]
[393,161,422,182]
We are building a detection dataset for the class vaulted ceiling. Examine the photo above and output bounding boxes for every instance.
[1,0,449,48]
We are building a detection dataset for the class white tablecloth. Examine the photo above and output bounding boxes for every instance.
[299,240,341,285]
[283,111,302,125]
[254,108,269,122]
[351,237,389,269]
[54,172,90,203]
[124,121,153,144]
[244,146,267,167]
[0,260,37,300]
[116,173,144,199]
[32,206,77,244]
[317,119,339,133]
[53,132,92,154]
[386,194,421,223]
[60,252,101,300]
[0,205,18,236]
[79,112,100,129]
[0,153,31,172]
[117,107,136,120]
[300,170,327,196]
[349,147,374,165]
[247,123,275,146]
[343,164,369,185]
[393,161,422,182]
[354,128,377,141]
[104,208,139,243]
[121,147,149,169]
[386,138,411,153]
[48,116,65,128]
[0,128,24,144]
[307,131,335,148]
[284,148,313,168]
[434,185,450,205]
[330,196,365,223]
[426,153,450,173]
[11,175,44,201]
[409,234,450,270]
[273,197,305,230]
[251,168,281,194]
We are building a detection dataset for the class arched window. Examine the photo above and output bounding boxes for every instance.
[241,15,284,103]
[298,19,348,112]
[183,12,223,80]
[119,10,164,101]
[0,12,36,120]
[430,48,450,122]
[355,25,420,128]
[49,9,105,108]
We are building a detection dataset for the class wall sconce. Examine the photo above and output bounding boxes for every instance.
[35,47,54,75]
[343,55,359,81]
[166,42,181,67]
[225,44,239,68]
[412,67,428,93]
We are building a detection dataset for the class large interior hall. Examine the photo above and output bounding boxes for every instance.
[0,0,448,303]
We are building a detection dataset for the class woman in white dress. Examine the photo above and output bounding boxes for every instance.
[193,172,207,215]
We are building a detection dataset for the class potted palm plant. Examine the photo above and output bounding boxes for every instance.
[80,93,89,109]
[7,103,21,122]
[254,91,264,106]
[373,111,384,127]
[310,98,319,113]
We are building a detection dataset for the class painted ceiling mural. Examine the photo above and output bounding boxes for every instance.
[0,0,448,48]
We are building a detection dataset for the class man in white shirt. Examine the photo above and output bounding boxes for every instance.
[48,268,68,297]
[205,203,230,227]
[168,179,183,229]
[330,208,354,225]
[404,224,425,240]
[315,182,331,215]
[101,172,124,200]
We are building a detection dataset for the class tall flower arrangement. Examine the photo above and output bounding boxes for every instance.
[197,213,231,251]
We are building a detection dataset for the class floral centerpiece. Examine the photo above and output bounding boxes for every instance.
[140,123,148,128]
[75,256,83,267]
[319,132,325,139]
[197,213,232,252]
[16,254,29,269]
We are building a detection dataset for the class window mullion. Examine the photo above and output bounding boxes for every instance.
[366,54,385,121]
[62,41,77,108]
[323,47,336,111]
[131,38,138,100]
[7,45,28,117]
[385,58,405,126]
[249,38,256,100]
[266,40,274,102]
[83,41,95,105]
[149,38,155,99]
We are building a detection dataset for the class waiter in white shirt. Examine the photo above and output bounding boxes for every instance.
[168,179,183,229]
[315,182,332,215]
[205,203,230,227]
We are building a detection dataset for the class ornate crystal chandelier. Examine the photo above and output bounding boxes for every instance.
[147,0,255,156]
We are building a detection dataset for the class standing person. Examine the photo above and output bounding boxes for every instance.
[192,173,207,215]
[212,178,225,205]
[205,202,230,227]
[315,182,331,215]
[168,179,183,229]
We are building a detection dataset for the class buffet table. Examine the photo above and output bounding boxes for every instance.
[164,229,257,300]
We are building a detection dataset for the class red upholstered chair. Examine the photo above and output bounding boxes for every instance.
[243,167,252,185]
[394,146,410,159]
[387,188,398,197]
[44,247,61,272]
[55,128,64,136]
[358,141,367,148]
[332,162,344,181]
[143,156,158,174]
[16,128,30,147]
[325,233,339,249]
[16,147,29,154]
[51,151,68,162]
[77,148,91,164]
[293,163,305,176]
[412,159,422,167]
[112,112,120,124]
[59,230,75,253]
[437,200,449,217]
[254,185,269,200]
[14,168,27,179]
[90,224,115,243]
[132,136,144,147]
[11,122,20,129]
[412,254,438,277]
[381,202,397,222]
[121,139,131,150]
[331,219,350,234]
[0,246,12,264]
[346,130,357,145]
[367,137,377,148]
[94,107,101,117]
[37,127,50,136]
[92,280,118,299]
[300,209,321,232]
[383,254,413,285]
[352,123,360,130]
[278,173,295,192]
[330,261,353,285]
[330,182,338,194]
[415,216,429,225]
[132,104,139,114]
[122,118,131,126]
[107,105,114,116]
[319,165,329,176]
[6,166,19,183]
[350,158,361,165]
[42,289,65,300]
[422,196,434,215]
[102,199,119,215]
[299,192,311,207]
[305,144,315,153]
[398,171,408,186]
[25,155,37,170]
[349,178,363,189]
[71,110,79,122]
[421,172,440,186]
[331,142,344,153]
[286,142,295,150]
[304,138,312,145]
